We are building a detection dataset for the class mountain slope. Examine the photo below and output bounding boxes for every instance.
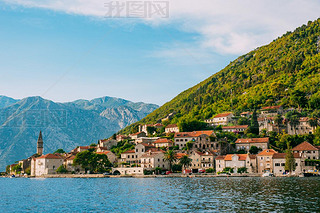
[121,18,320,134]
[0,96,158,170]
[0,96,19,109]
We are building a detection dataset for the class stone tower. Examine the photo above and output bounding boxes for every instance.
[37,131,43,156]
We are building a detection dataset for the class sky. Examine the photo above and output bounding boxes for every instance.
[0,0,320,106]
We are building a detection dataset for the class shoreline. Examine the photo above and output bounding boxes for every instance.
[2,173,302,178]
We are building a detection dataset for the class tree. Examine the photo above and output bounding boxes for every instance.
[246,110,259,135]
[56,165,68,174]
[89,143,97,147]
[285,112,300,135]
[53,149,66,154]
[308,113,319,132]
[164,150,177,172]
[73,150,111,173]
[74,150,92,173]
[185,141,193,153]
[274,114,284,134]
[179,155,192,170]
[146,126,156,135]
[12,164,22,174]
[112,134,116,140]
[237,167,247,174]
[285,146,296,174]
[178,120,208,132]
[314,128,320,145]
[249,146,262,154]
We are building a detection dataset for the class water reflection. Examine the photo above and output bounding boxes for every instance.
[0,177,319,212]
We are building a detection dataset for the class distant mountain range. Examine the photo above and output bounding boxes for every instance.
[0,95,158,170]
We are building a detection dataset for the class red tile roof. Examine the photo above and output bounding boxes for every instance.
[78,146,94,149]
[222,125,248,129]
[37,153,64,159]
[292,141,319,151]
[215,155,225,160]
[257,149,277,156]
[273,153,301,159]
[122,150,135,154]
[240,112,252,115]
[248,154,256,159]
[153,138,173,144]
[98,147,109,150]
[214,112,232,118]
[175,153,187,159]
[130,131,145,136]
[154,123,163,127]
[299,117,309,122]
[96,151,111,155]
[236,137,269,144]
[261,105,282,110]
[224,154,247,161]
[166,124,178,128]
[175,130,214,138]
[65,155,76,160]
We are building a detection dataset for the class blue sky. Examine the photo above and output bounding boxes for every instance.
[0,0,320,105]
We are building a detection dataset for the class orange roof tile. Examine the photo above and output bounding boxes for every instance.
[214,112,232,118]
[257,149,277,156]
[224,154,247,161]
[236,137,269,144]
[215,155,225,160]
[175,153,187,159]
[153,138,173,144]
[130,131,145,136]
[273,153,300,159]
[96,151,111,155]
[222,125,248,129]
[166,124,178,128]
[292,141,319,151]
[175,130,214,138]
[122,150,135,154]
[261,105,282,110]
[37,153,64,159]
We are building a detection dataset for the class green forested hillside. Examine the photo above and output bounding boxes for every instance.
[121,19,320,134]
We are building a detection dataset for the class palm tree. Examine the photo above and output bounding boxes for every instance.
[179,155,192,171]
[164,150,177,172]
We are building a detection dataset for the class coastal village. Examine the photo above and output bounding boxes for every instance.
[6,105,320,178]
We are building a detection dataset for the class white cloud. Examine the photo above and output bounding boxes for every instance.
[3,0,320,55]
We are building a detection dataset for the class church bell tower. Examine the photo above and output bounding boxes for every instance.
[37,131,43,156]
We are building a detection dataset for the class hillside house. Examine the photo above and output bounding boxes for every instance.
[165,124,180,133]
[98,139,117,150]
[287,117,313,135]
[235,137,269,152]
[153,138,173,148]
[222,125,248,133]
[205,112,234,126]
[260,106,283,117]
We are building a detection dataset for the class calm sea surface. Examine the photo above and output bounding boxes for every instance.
[0,177,320,212]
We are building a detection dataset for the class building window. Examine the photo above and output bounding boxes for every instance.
[275,163,280,166]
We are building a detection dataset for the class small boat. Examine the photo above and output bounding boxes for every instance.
[10,174,15,178]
